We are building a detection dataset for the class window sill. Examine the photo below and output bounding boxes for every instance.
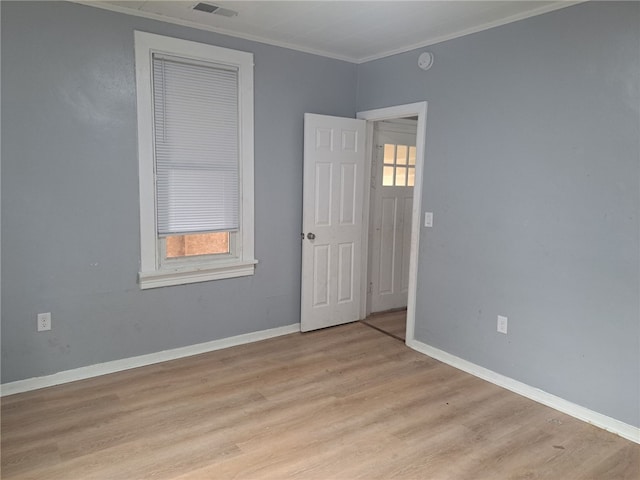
[139,259,258,290]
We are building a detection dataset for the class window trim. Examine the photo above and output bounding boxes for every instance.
[134,31,256,289]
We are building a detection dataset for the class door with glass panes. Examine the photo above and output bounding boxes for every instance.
[369,120,417,313]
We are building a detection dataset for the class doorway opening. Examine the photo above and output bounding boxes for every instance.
[357,102,427,345]
[361,118,417,340]
[367,117,417,313]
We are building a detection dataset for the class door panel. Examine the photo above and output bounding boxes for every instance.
[313,245,330,307]
[379,197,397,295]
[301,114,366,332]
[315,163,332,225]
[338,242,354,303]
[340,164,357,224]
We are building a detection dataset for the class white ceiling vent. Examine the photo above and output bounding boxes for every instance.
[192,3,238,18]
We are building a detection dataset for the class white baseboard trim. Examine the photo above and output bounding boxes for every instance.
[1,323,301,397]
[406,338,640,445]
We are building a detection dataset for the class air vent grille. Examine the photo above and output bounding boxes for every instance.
[193,2,218,13]
[193,3,238,17]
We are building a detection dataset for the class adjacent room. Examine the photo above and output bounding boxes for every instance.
[2,1,639,478]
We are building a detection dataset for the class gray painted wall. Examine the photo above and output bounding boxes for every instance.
[358,1,639,427]
[1,1,356,382]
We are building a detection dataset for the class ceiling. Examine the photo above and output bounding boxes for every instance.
[85,1,580,63]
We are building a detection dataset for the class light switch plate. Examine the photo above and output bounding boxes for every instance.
[497,315,508,334]
[424,212,433,227]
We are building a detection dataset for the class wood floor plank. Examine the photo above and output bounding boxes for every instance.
[2,321,638,479]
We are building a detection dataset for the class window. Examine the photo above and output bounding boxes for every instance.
[135,31,256,289]
[382,143,416,187]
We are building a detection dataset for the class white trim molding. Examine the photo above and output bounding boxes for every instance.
[407,338,640,445]
[1,323,300,397]
[355,1,586,63]
[138,259,259,290]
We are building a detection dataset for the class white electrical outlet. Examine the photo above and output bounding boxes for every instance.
[497,315,508,334]
[37,312,51,332]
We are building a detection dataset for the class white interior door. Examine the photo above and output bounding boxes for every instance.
[369,120,417,313]
[301,114,366,332]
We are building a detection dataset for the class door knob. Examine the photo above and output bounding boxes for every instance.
[307,232,316,240]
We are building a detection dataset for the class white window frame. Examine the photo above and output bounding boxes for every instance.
[135,31,256,289]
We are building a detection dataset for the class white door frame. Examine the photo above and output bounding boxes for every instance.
[357,102,427,344]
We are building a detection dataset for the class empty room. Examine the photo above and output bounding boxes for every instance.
[1,1,639,478]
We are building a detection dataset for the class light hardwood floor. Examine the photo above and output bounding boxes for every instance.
[2,322,638,479]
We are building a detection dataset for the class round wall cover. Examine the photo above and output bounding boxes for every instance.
[418,52,434,71]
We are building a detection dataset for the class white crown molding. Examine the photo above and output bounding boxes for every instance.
[70,1,586,65]
[70,1,357,63]
[358,1,587,63]
[1,323,300,397]
[406,338,640,445]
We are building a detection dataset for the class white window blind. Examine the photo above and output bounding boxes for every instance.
[153,54,239,236]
